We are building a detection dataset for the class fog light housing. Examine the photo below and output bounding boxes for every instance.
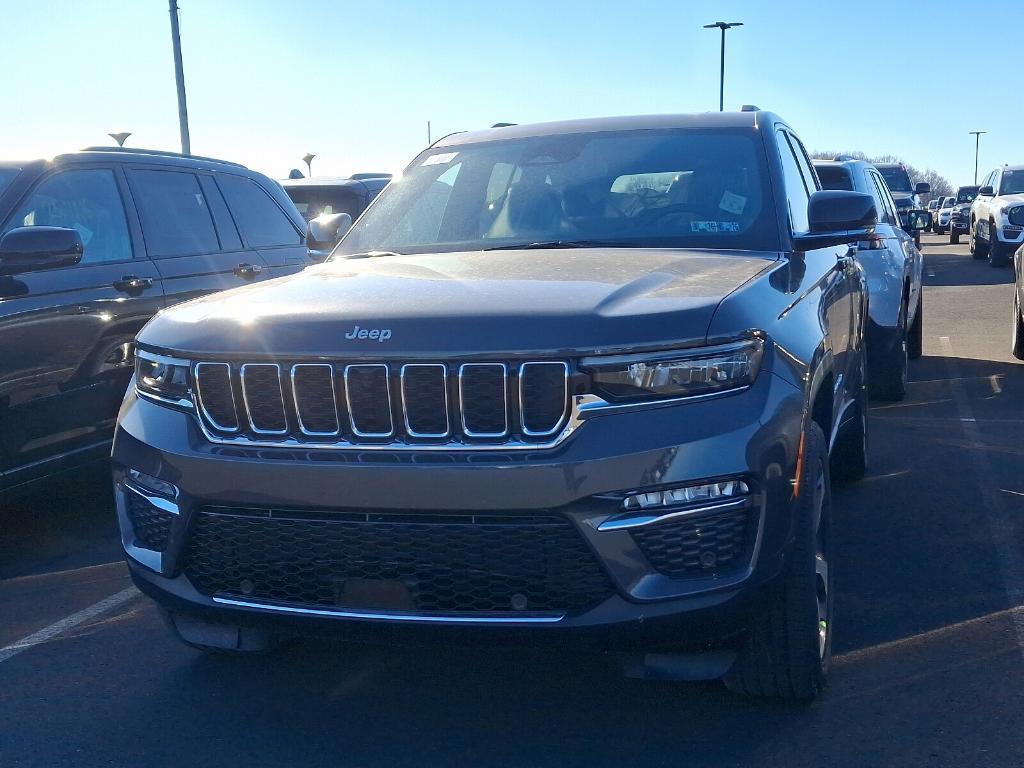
[127,468,179,500]
[622,480,749,511]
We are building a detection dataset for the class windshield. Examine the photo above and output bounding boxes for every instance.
[0,166,21,197]
[999,170,1024,195]
[943,197,955,208]
[876,165,913,193]
[956,188,978,204]
[336,129,779,256]
[285,187,362,221]
[815,165,854,191]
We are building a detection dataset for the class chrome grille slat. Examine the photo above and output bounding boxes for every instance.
[344,364,394,438]
[290,364,340,436]
[240,364,288,435]
[193,358,571,448]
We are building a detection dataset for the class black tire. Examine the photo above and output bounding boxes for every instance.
[914,232,921,248]
[1012,290,1024,361]
[723,422,832,700]
[989,230,1010,267]
[831,350,868,485]
[950,231,959,245]
[971,221,988,259]
[868,315,908,401]
[907,292,923,360]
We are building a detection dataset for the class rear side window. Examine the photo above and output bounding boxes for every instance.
[815,165,854,191]
[285,187,362,222]
[130,170,220,257]
[217,176,302,247]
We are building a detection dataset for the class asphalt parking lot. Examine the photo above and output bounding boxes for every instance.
[2,232,1023,767]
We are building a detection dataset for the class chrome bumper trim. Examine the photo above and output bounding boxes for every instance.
[596,497,749,531]
[212,596,566,624]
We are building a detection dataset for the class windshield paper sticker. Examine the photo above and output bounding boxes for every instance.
[422,152,458,166]
[691,221,740,233]
[719,190,747,214]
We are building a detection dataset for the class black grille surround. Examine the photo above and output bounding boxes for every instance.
[631,505,759,579]
[191,359,572,448]
[183,507,614,617]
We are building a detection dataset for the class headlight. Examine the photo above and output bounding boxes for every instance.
[1008,206,1024,227]
[582,338,764,402]
[135,353,191,402]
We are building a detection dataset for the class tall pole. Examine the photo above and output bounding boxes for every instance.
[719,27,726,112]
[427,121,432,145]
[168,0,191,155]
[704,22,743,112]
[969,131,986,185]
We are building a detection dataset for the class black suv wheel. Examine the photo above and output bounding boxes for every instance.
[1013,291,1024,361]
[723,422,832,700]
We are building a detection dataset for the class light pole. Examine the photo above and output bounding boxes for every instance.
[168,0,191,155]
[969,131,986,184]
[703,21,743,111]
[302,153,316,177]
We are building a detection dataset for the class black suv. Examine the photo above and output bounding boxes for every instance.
[0,148,309,490]
[113,112,874,699]
[281,175,390,222]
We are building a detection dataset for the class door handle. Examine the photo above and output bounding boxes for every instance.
[113,275,154,293]
[233,262,264,279]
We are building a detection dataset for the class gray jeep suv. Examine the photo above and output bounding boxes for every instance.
[112,112,873,699]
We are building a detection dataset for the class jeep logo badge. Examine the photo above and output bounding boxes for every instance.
[345,325,392,342]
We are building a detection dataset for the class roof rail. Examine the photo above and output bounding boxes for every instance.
[76,146,246,168]
[491,122,517,128]
[350,172,393,180]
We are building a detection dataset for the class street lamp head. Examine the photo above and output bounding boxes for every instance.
[704,21,743,29]
[108,132,132,147]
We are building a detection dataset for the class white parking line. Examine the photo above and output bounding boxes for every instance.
[939,336,1024,654]
[0,586,140,664]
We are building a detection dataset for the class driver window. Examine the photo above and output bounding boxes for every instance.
[776,130,810,234]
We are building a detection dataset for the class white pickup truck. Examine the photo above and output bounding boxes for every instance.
[970,165,1024,266]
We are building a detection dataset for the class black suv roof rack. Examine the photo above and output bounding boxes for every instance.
[76,146,246,168]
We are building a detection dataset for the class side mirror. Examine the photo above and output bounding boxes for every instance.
[305,212,352,262]
[979,186,995,196]
[907,209,931,231]
[0,226,84,275]
[794,190,878,251]
[915,182,931,195]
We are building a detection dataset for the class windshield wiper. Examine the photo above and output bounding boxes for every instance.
[482,239,642,251]
[339,250,403,260]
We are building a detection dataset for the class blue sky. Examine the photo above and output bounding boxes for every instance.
[2,0,1019,186]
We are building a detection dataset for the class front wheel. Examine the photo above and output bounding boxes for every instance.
[971,221,989,259]
[723,422,832,700]
[908,292,923,359]
[869,317,908,401]
[989,233,1010,268]
[950,230,959,245]
[1013,290,1024,361]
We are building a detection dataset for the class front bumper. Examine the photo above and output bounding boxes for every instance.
[112,370,804,647]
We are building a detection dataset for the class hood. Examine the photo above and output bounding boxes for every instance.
[138,249,777,358]
[996,193,1024,209]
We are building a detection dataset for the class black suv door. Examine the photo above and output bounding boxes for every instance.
[0,165,162,476]
[214,174,308,277]
[126,167,272,307]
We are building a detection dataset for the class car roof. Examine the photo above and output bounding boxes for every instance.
[813,159,873,173]
[872,162,904,169]
[280,177,371,189]
[433,112,776,148]
[1001,164,1024,172]
[47,147,250,174]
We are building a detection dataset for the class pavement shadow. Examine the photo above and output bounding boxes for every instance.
[919,245,1016,287]
[833,354,1024,655]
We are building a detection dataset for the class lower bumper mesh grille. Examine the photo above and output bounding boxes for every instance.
[183,507,613,616]
[125,490,174,552]
[631,506,758,579]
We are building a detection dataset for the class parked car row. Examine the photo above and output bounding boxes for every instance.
[98,109,940,702]
[969,165,1024,267]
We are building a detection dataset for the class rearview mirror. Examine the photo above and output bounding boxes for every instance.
[306,212,352,262]
[979,186,994,196]
[906,210,931,231]
[0,226,84,275]
[793,190,878,251]
[915,182,931,195]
